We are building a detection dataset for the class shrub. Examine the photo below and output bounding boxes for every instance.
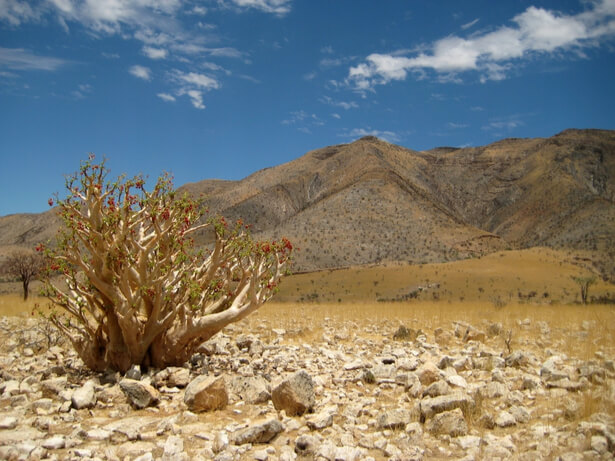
[39,156,292,372]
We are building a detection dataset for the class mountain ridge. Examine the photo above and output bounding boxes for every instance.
[1,129,613,278]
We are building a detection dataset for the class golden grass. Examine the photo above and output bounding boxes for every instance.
[276,247,615,304]
[245,300,615,361]
[0,294,46,317]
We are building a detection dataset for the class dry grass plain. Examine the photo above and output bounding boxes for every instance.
[275,247,615,305]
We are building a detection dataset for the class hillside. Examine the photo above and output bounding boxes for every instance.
[1,129,614,278]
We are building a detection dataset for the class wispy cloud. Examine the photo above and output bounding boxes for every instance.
[166,70,220,109]
[348,0,615,89]
[181,89,205,109]
[340,128,401,143]
[282,110,324,133]
[0,0,41,26]
[157,92,176,102]
[461,18,479,30]
[282,110,323,126]
[171,70,219,90]
[71,83,92,99]
[319,95,358,110]
[481,114,528,133]
[129,64,152,80]
[142,46,168,60]
[0,47,67,71]
[224,0,293,15]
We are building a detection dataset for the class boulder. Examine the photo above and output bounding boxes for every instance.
[119,379,160,409]
[426,408,468,437]
[271,370,315,416]
[377,408,411,430]
[420,391,474,420]
[229,376,271,404]
[184,375,228,412]
[230,418,284,445]
[153,367,191,389]
[71,380,97,409]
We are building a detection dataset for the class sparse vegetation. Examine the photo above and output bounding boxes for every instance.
[1,250,44,300]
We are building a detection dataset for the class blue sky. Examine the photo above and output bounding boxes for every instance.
[1,0,614,215]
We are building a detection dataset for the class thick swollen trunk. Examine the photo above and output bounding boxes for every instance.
[148,326,222,369]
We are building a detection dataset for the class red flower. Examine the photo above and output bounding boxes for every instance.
[48,198,54,207]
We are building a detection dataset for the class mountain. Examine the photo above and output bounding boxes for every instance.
[1,129,614,278]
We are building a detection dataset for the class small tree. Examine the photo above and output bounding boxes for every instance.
[40,156,293,372]
[1,250,44,300]
[572,275,597,305]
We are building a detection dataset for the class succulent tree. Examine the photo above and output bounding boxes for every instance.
[39,156,292,372]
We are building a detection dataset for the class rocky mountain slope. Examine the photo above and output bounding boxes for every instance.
[1,129,613,276]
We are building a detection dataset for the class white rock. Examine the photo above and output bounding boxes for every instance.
[42,435,65,449]
[0,416,18,429]
[71,380,96,409]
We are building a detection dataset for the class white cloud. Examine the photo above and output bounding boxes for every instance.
[167,70,220,109]
[183,89,205,109]
[142,46,168,59]
[157,92,176,102]
[0,0,41,25]
[461,18,479,30]
[72,82,92,99]
[129,64,151,80]
[0,47,67,70]
[340,128,401,144]
[45,0,183,34]
[173,70,219,89]
[227,0,292,15]
[319,95,358,110]
[190,6,207,15]
[448,122,469,129]
[282,110,324,132]
[348,0,615,88]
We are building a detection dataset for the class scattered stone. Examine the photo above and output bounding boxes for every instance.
[417,361,440,386]
[506,351,529,368]
[119,378,160,409]
[154,367,191,388]
[377,408,411,430]
[41,376,68,398]
[184,375,228,412]
[229,376,271,404]
[125,364,142,381]
[0,416,18,429]
[420,391,474,419]
[423,380,450,397]
[71,380,97,409]
[230,418,283,445]
[495,410,517,428]
[271,370,315,416]
[393,325,418,341]
[306,405,336,430]
[425,408,468,437]
[295,434,319,457]
[42,435,66,449]
[591,435,608,455]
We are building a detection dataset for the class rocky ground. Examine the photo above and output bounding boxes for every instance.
[0,314,614,461]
